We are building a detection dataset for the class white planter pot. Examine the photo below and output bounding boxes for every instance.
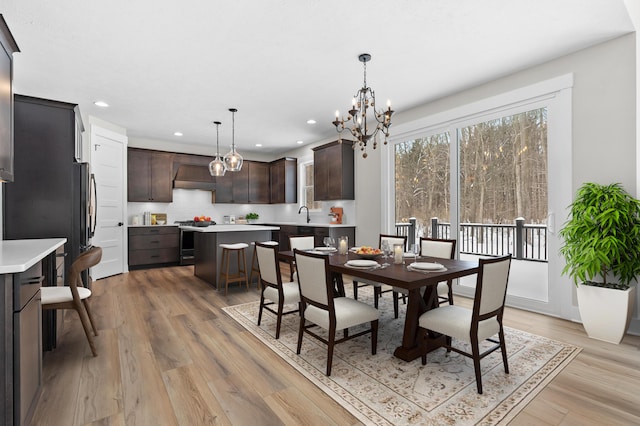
[576,284,637,344]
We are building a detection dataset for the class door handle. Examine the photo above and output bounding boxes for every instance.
[118,222,124,226]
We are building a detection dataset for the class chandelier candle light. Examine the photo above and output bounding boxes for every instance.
[333,53,394,158]
[224,108,243,172]
[209,121,226,176]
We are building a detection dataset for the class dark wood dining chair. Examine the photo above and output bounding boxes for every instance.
[41,246,103,357]
[294,249,379,376]
[255,241,300,339]
[287,235,315,281]
[352,234,407,310]
[392,237,457,317]
[418,254,512,394]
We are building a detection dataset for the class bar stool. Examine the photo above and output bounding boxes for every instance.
[219,243,249,295]
[249,240,279,288]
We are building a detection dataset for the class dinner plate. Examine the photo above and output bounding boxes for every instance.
[403,252,416,258]
[315,247,337,252]
[345,259,379,268]
[409,262,445,271]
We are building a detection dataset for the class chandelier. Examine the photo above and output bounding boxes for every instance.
[209,121,226,176]
[333,53,394,158]
[223,108,243,171]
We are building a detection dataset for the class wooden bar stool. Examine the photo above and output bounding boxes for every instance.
[219,243,249,295]
[249,240,279,288]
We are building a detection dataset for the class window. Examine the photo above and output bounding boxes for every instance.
[301,161,321,210]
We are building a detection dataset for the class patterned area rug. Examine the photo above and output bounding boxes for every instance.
[223,288,580,425]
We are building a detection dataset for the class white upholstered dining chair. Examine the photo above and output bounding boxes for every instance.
[255,241,300,339]
[352,234,407,311]
[418,254,512,394]
[287,235,315,281]
[294,249,379,376]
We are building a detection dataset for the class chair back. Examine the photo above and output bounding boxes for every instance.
[289,235,315,251]
[68,246,102,300]
[474,255,512,318]
[255,241,281,286]
[420,237,456,259]
[380,234,406,250]
[294,249,332,307]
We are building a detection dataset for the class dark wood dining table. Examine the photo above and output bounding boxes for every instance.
[279,250,479,361]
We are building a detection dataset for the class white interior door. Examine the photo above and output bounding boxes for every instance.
[90,125,127,279]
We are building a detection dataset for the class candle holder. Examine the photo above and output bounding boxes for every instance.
[338,236,349,255]
[393,243,404,264]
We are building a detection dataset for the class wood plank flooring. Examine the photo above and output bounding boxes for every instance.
[32,265,640,425]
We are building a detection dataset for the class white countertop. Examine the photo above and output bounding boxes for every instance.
[260,222,355,228]
[0,238,67,274]
[180,224,280,233]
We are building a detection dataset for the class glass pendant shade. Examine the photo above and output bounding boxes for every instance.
[223,108,243,172]
[209,121,226,176]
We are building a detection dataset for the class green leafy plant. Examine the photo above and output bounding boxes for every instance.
[559,182,640,290]
[246,212,259,220]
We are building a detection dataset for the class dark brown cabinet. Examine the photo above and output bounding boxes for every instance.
[270,157,297,204]
[270,224,355,251]
[214,161,269,204]
[128,226,179,267]
[313,140,354,200]
[0,16,19,183]
[127,148,174,202]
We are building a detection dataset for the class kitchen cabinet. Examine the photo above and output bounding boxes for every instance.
[313,140,354,200]
[0,16,19,183]
[42,246,65,351]
[127,148,174,202]
[128,226,179,268]
[269,157,297,204]
[270,224,355,251]
[214,160,269,204]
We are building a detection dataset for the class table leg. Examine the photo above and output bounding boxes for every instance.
[393,285,440,361]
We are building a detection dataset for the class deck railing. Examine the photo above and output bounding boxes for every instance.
[395,217,548,261]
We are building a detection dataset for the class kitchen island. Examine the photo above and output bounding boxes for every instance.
[181,224,279,289]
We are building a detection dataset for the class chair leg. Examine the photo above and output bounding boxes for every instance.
[471,336,483,394]
[392,291,399,319]
[373,286,380,308]
[257,294,265,326]
[371,320,378,355]
[499,326,509,374]
[353,281,359,299]
[82,299,99,336]
[327,328,336,376]
[75,305,98,357]
[275,300,284,339]
[296,315,305,354]
[419,328,428,365]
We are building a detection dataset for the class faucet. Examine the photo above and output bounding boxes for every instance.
[298,205,310,223]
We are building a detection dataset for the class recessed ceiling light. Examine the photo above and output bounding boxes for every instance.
[255,143,262,147]
[296,140,304,144]
[94,101,109,107]
[306,119,316,124]
[174,132,183,136]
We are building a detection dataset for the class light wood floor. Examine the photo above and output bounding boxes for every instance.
[32,265,640,425]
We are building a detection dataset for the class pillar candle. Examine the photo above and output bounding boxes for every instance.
[393,244,404,264]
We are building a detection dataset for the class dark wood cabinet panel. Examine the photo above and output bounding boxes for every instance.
[249,161,269,203]
[232,164,249,203]
[127,148,173,202]
[313,140,354,200]
[269,157,297,204]
[128,226,179,267]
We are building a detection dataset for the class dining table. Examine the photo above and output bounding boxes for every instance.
[279,249,479,361]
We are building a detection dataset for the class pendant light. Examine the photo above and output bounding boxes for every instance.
[209,121,226,176]
[223,108,243,172]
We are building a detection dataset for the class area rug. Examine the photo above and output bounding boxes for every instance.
[223,287,581,425]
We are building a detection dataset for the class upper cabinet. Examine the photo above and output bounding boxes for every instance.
[127,148,173,202]
[270,157,297,204]
[313,140,354,200]
[0,16,19,183]
[214,160,269,204]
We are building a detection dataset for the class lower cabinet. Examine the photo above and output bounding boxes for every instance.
[128,226,179,267]
[270,225,355,250]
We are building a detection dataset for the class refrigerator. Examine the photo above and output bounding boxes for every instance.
[2,94,91,350]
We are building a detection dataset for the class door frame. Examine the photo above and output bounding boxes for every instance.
[89,124,128,277]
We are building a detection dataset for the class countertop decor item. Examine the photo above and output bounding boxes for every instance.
[246,212,259,224]
[332,53,394,158]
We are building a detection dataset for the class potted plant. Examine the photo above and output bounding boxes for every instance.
[246,212,259,224]
[559,182,640,343]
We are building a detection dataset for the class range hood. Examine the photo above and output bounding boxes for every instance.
[173,164,216,190]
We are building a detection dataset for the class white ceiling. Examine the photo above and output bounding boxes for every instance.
[1,0,635,157]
